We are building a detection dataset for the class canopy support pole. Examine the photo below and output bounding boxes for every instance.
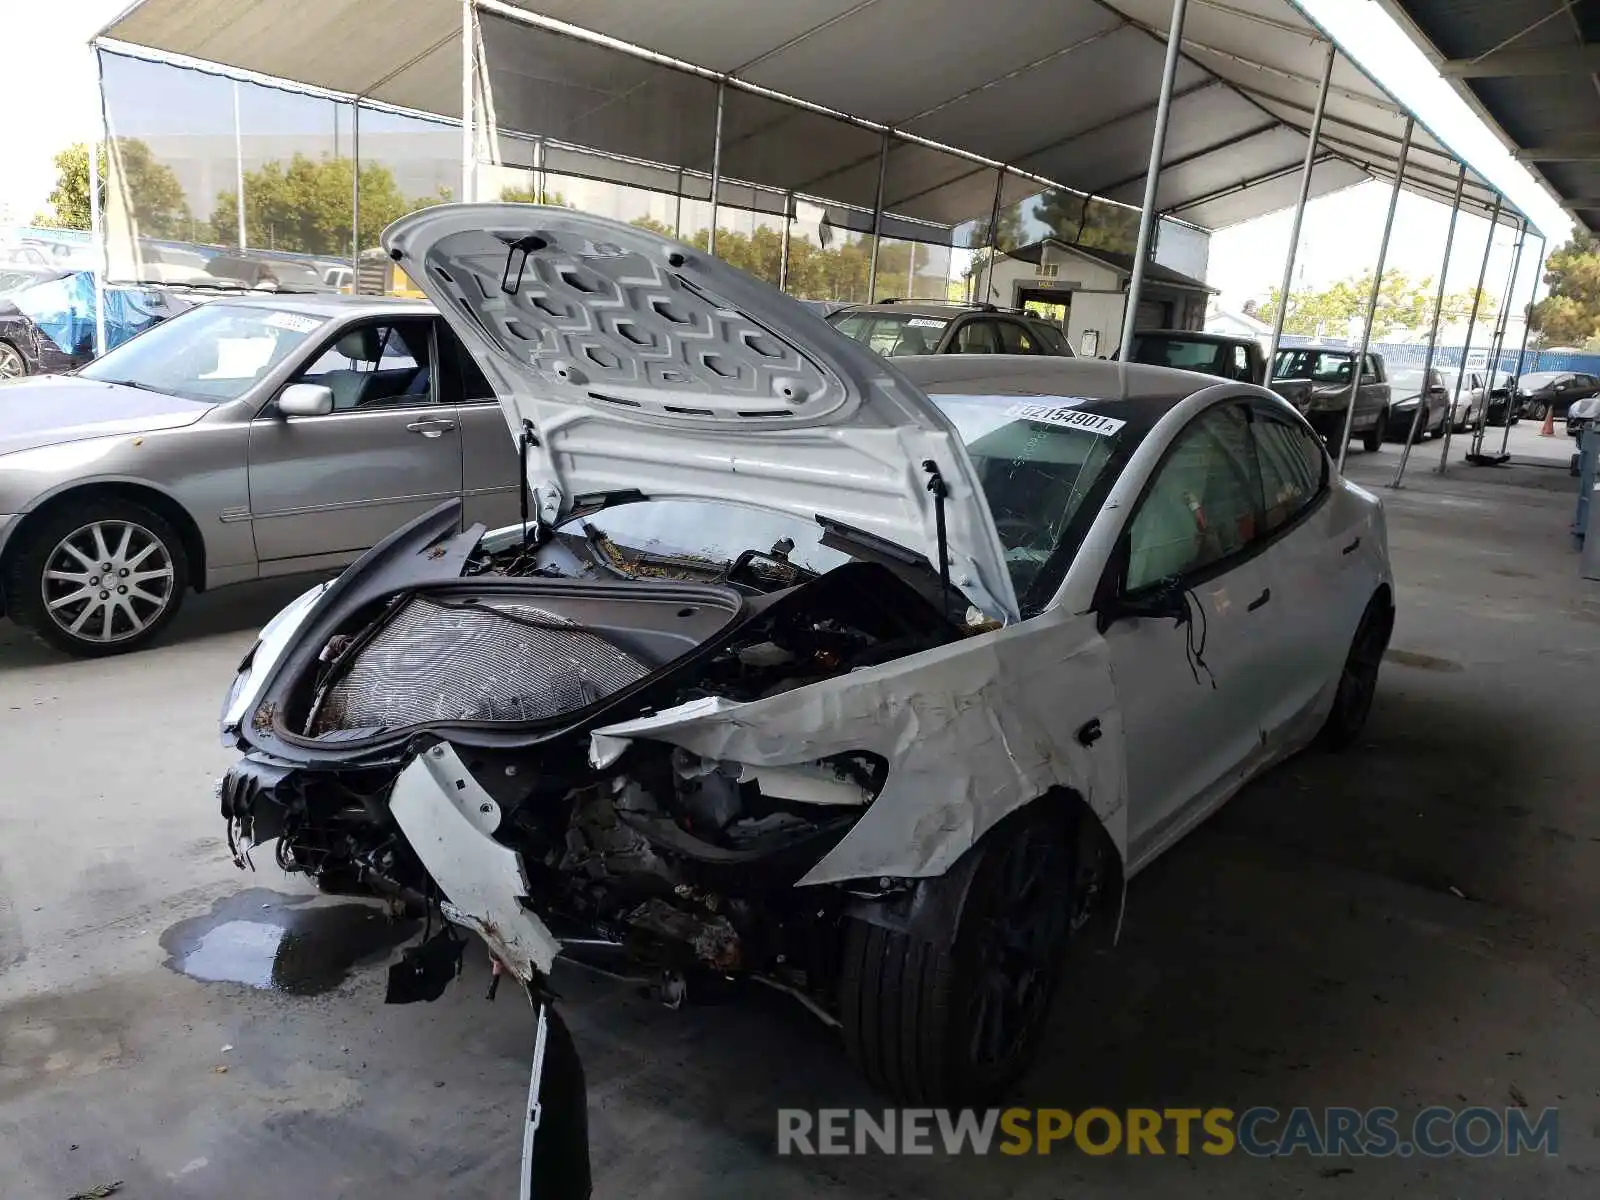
[779,191,793,292]
[708,80,725,255]
[460,0,474,203]
[1337,115,1412,473]
[233,81,247,248]
[979,168,1005,304]
[1437,194,1501,471]
[1119,0,1189,362]
[88,42,108,359]
[350,103,361,282]
[867,133,889,300]
[1266,40,1335,370]
[1472,216,1527,457]
[1498,226,1544,455]
[1392,162,1466,488]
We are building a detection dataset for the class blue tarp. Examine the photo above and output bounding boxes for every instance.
[6,271,183,356]
[1280,334,1600,380]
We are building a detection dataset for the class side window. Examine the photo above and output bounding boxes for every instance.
[1230,344,1251,380]
[1125,405,1261,593]
[996,321,1037,354]
[435,321,496,403]
[1363,354,1380,380]
[1253,412,1327,535]
[952,319,1001,353]
[291,319,435,411]
[1029,321,1073,355]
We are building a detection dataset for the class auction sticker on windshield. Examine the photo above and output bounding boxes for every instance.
[1006,401,1125,437]
[263,311,324,334]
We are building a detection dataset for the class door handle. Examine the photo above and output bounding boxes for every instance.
[1341,536,1361,556]
[406,418,457,438]
[1247,588,1271,612]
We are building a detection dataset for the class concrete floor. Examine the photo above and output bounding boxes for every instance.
[3,445,1599,1198]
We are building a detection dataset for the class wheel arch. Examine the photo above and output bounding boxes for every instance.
[0,480,207,612]
[844,785,1123,949]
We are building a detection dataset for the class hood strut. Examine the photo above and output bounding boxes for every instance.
[922,460,951,615]
[519,419,540,549]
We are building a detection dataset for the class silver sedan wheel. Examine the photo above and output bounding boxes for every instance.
[0,342,25,379]
[40,520,176,645]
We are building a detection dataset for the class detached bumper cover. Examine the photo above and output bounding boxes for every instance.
[389,743,561,980]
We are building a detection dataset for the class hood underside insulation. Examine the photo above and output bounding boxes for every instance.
[308,595,650,735]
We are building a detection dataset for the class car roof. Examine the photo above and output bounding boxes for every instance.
[1131,329,1243,343]
[833,301,1032,321]
[206,293,435,319]
[1281,344,1361,355]
[896,354,1212,422]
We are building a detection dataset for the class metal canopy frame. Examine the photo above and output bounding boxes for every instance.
[96,0,1523,238]
[1376,0,1600,236]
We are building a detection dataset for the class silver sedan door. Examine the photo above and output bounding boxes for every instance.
[435,320,523,529]
[247,317,464,566]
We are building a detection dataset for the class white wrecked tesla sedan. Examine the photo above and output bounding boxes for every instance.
[219,206,1393,1105]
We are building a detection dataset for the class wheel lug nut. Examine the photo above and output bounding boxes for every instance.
[90,576,100,585]
[99,591,110,600]
[118,568,129,577]
[117,585,128,595]
[102,563,111,571]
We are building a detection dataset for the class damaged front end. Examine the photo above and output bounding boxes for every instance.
[220,498,961,1007]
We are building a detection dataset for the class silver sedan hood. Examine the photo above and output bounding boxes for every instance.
[0,376,209,458]
[382,204,1019,623]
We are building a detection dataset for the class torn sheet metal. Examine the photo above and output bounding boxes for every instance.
[389,743,560,979]
[589,608,1127,886]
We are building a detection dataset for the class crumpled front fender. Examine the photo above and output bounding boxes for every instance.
[589,606,1127,886]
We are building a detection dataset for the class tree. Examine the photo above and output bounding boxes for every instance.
[1033,190,1140,254]
[495,185,569,206]
[965,202,1025,294]
[208,155,452,256]
[1257,269,1494,340]
[1529,232,1600,348]
[34,140,192,238]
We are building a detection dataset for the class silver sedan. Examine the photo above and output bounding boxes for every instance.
[0,295,523,656]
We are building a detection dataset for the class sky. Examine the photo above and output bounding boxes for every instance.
[0,0,127,224]
[0,0,1577,316]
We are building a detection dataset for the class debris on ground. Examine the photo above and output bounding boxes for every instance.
[67,1183,123,1199]
[1510,1083,1528,1108]
[1448,885,1467,899]
[1318,1166,1355,1179]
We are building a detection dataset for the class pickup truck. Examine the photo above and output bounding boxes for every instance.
[1127,332,1390,451]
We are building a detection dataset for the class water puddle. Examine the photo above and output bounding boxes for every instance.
[160,888,418,996]
[1384,648,1464,672]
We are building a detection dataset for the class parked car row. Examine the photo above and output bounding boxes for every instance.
[0,267,198,379]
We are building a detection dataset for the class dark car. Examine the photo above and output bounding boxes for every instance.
[202,254,333,292]
[0,268,193,379]
[1127,330,1315,410]
[1383,367,1452,442]
[1272,346,1391,451]
[1514,371,1600,422]
[827,300,1073,358]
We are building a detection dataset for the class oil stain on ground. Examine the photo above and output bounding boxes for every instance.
[1385,648,1464,672]
[160,888,418,996]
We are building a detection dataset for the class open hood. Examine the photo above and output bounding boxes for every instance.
[383,205,1017,623]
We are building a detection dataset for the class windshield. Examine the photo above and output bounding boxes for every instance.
[549,397,1129,608]
[557,501,850,581]
[1274,348,1352,384]
[829,311,950,357]
[934,394,1127,600]
[1130,334,1234,376]
[79,303,327,403]
[1388,369,1431,396]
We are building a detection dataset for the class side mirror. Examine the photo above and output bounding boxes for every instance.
[277,382,334,417]
[1097,580,1190,632]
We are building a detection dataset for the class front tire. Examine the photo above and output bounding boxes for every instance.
[1362,411,1385,453]
[2,499,188,657]
[1318,595,1392,750]
[839,804,1084,1105]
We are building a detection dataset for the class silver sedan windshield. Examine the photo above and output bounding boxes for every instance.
[78,303,328,404]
